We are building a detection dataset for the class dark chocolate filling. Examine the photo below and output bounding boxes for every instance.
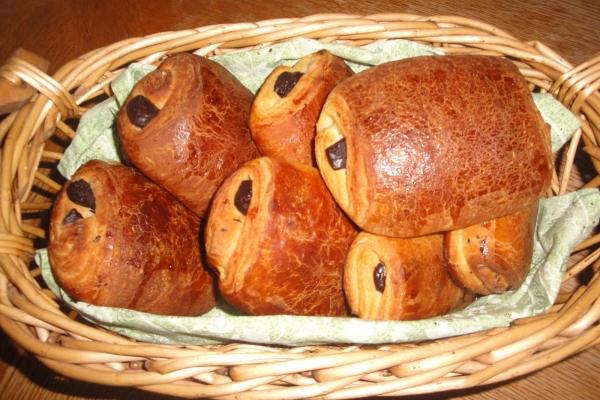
[274,71,303,97]
[66,180,96,211]
[373,262,387,293]
[127,95,159,128]
[325,138,347,170]
[62,208,83,225]
[234,179,253,215]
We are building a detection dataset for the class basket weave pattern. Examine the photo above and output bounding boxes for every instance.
[1,14,600,399]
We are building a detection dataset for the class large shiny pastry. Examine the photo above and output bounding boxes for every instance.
[445,203,538,295]
[205,157,357,316]
[117,53,259,217]
[250,50,353,165]
[344,232,472,320]
[48,160,216,316]
[315,55,552,237]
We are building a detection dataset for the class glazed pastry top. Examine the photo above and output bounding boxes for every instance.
[118,53,258,216]
[49,160,215,315]
[316,55,552,237]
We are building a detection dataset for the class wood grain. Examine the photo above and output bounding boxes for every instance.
[1,0,599,68]
[0,0,599,399]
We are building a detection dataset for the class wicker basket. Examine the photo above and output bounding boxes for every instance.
[1,13,600,399]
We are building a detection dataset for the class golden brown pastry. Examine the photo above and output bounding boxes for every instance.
[250,50,353,165]
[48,160,216,316]
[205,157,357,316]
[315,55,552,237]
[445,203,538,295]
[344,232,472,320]
[117,53,259,217]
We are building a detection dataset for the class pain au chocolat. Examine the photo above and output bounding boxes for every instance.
[48,160,216,316]
[315,55,552,237]
[117,53,258,217]
[205,157,357,316]
[250,50,353,165]
[344,232,472,320]
[445,203,538,295]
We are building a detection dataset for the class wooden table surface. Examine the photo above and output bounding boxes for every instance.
[0,0,599,399]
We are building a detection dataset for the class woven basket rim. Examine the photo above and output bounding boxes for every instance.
[1,13,600,399]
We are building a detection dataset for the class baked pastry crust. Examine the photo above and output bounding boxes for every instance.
[250,50,353,165]
[205,157,357,316]
[344,232,472,320]
[315,55,552,237]
[445,203,538,295]
[48,160,216,316]
[117,53,258,217]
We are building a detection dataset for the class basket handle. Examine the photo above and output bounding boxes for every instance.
[0,48,50,115]
[0,48,78,119]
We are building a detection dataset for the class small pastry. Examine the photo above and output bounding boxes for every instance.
[315,55,552,237]
[117,53,259,217]
[445,203,538,295]
[205,157,357,316]
[344,232,472,320]
[250,50,353,165]
[48,160,216,316]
